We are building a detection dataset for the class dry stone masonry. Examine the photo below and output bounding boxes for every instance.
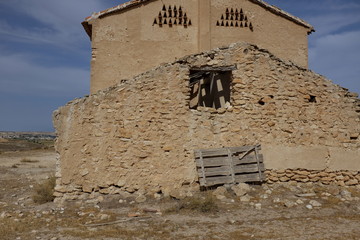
[53,42,360,202]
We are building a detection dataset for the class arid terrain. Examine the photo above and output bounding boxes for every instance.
[0,136,360,240]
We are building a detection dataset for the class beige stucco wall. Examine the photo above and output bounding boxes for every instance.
[54,43,360,199]
[210,0,309,67]
[89,0,199,93]
[88,0,311,93]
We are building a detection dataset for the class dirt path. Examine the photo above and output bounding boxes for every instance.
[0,148,360,240]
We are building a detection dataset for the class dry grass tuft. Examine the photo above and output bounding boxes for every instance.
[32,175,56,204]
[20,158,39,163]
[167,193,218,213]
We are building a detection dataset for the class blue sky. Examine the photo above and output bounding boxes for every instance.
[0,0,359,132]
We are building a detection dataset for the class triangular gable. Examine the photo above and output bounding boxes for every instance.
[82,0,314,37]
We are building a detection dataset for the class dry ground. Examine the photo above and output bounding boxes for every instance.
[0,138,360,240]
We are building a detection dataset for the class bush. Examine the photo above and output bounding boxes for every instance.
[32,175,56,204]
[21,158,39,163]
[183,194,218,213]
[167,194,218,213]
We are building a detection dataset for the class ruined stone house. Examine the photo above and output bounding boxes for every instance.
[53,1,360,200]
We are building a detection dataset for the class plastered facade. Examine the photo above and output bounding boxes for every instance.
[53,43,360,200]
[86,0,313,93]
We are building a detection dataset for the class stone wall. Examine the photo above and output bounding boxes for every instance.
[53,42,360,200]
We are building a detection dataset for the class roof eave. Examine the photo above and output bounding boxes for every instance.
[82,0,315,36]
[82,21,92,40]
[249,0,315,34]
[85,0,152,22]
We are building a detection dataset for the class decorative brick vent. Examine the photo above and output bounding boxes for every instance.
[216,8,253,31]
[153,5,192,28]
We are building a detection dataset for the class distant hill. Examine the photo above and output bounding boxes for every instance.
[0,132,55,152]
[0,131,55,141]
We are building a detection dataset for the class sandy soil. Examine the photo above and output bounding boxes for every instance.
[0,145,360,240]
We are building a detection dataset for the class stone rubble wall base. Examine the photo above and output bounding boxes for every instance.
[265,169,360,186]
[53,169,360,205]
[53,182,199,205]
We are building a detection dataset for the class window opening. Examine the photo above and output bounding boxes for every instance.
[189,69,233,110]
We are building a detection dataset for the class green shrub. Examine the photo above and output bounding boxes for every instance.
[32,175,56,204]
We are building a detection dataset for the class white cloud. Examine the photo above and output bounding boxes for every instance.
[308,13,360,38]
[327,1,360,10]
[0,0,117,49]
[0,53,90,98]
[309,30,360,94]
[0,20,56,44]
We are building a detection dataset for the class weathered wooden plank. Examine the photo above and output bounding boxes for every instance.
[189,71,208,79]
[233,163,265,173]
[198,150,206,186]
[228,148,235,184]
[197,169,231,177]
[194,149,229,158]
[233,154,264,165]
[254,145,263,181]
[197,165,231,177]
[190,65,237,72]
[195,156,230,167]
[199,165,231,173]
[199,176,233,186]
[235,173,264,182]
[194,145,258,158]
[195,154,263,167]
[199,172,264,186]
[197,163,264,175]
[196,163,264,175]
